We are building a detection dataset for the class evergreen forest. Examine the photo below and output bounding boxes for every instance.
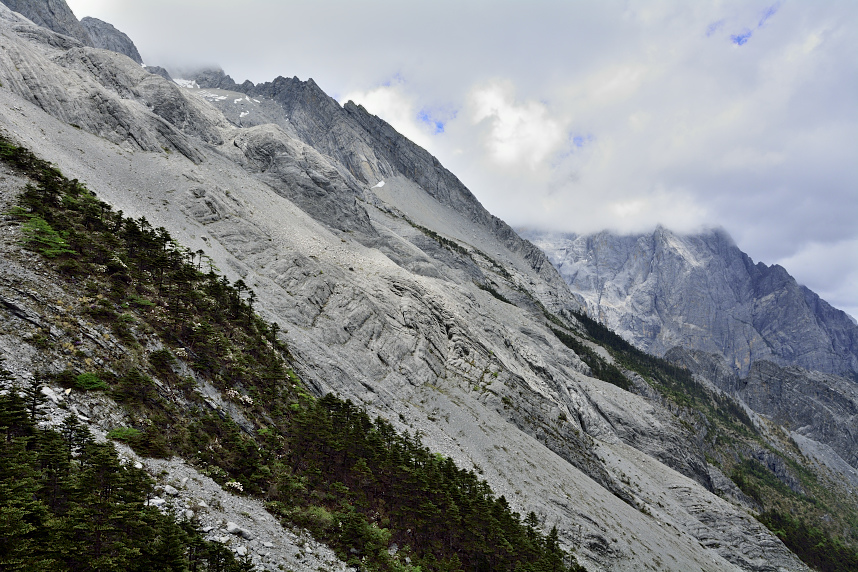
[0,137,587,571]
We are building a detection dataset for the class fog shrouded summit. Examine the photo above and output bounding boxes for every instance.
[524,227,858,377]
[62,0,858,320]
[3,1,858,569]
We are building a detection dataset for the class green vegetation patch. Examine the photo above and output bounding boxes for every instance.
[0,135,589,571]
[758,510,858,572]
[477,281,513,305]
[106,426,142,441]
[0,390,248,571]
[74,371,108,391]
[551,327,631,391]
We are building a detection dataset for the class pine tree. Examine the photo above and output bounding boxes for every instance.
[21,373,48,424]
[0,356,13,384]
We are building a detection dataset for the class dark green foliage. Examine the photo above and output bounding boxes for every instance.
[476,282,513,305]
[0,136,591,571]
[551,327,631,391]
[21,374,48,424]
[408,220,471,257]
[571,311,702,402]
[732,459,802,505]
[274,394,585,571]
[149,348,177,373]
[0,356,13,384]
[758,511,858,572]
[566,311,755,432]
[74,372,107,391]
[0,391,244,571]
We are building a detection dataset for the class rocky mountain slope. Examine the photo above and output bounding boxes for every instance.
[0,0,91,45]
[524,227,858,378]
[0,2,855,570]
[667,347,858,485]
[79,15,143,64]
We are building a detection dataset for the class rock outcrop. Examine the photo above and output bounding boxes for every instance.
[525,227,858,377]
[668,347,858,470]
[145,65,173,81]
[80,16,143,64]
[0,8,824,569]
[0,0,92,45]
[190,69,576,316]
[0,5,229,162]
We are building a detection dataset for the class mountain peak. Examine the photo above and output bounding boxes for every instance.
[80,16,142,64]
[525,227,858,377]
[0,0,92,45]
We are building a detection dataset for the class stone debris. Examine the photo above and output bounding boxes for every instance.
[0,4,823,569]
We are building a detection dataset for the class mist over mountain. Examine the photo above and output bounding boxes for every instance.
[1,2,857,571]
[524,227,858,378]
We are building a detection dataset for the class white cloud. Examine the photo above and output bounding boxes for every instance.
[63,0,858,315]
[339,80,436,153]
[466,81,565,170]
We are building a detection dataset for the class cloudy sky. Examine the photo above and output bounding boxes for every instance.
[66,0,858,318]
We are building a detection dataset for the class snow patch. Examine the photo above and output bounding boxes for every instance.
[373,180,385,188]
[197,90,227,102]
[239,111,249,118]
[234,98,243,104]
[664,234,702,267]
[173,79,199,89]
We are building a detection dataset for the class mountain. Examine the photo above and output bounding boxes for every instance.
[524,227,858,378]
[667,347,858,479]
[80,16,143,64]
[0,0,91,45]
[1,2,856,570]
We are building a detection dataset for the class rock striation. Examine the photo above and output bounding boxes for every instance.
[0,8,827,569]
[79,16,143,64]
[0,0,92,45]
[668,347,858,470]
[189,68,575,315]
[525,227,858,377]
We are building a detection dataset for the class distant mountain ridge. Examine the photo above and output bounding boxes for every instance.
[4,0,858,568]
[0,0,92,45]
[524,226,858,377]
[80,16,142,64]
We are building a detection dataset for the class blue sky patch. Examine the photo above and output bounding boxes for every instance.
[382,73,405,87]
[731,30,753,45]
[706,20,724,37]
[759,3,780,27]
[417,109,446,134]
[729,3,780,46]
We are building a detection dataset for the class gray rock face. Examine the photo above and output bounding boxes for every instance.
[669,347,858,469]
[0,6,230,163]
[231,124,373,234]
[0,15,816,569]
[79,16,142,64]
[525,227,858,377]
[145,65,172,81]
[0,0,92,45]
[191,69,576,316]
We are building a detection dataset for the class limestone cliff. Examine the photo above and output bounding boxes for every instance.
[0,4,842,569]
[80,16,143,64]
[0,0,92,45]
[525,227,858,377]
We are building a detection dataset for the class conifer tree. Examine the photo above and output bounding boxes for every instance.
[21,372,47,424]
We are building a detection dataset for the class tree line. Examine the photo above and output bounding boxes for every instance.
[0,136,588,571]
